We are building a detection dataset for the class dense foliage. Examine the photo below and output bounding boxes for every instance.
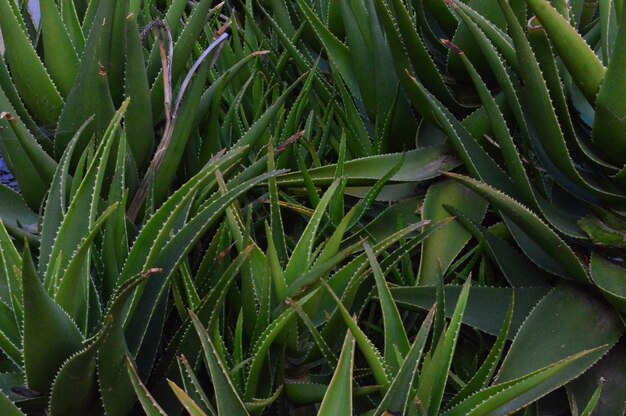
[0,0,624,414]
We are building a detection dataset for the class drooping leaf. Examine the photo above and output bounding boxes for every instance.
[277,146,459,186]
[417,179,487,285]
[590,253,626,315]
[445,172,589,282]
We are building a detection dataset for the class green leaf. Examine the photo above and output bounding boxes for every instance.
[311,220,445,329]
[449,5,589,237]
[189,311,249,416]
[444,172,589,282]
[377,0,457,107]
[567,340,626,416]
[0,186,38,239]
[54,203,119,330]
[448,295,514,408]
[579,381,603,416]
[60,0,85,54]
[106,0,129,106]
[124,170,281,374]
[0,53,52,152]
[318,329,355,415]
[45,102,127,291]
[235,76,304,150]
[38,118,91,277]
[177,355,216,416]
[99,269,162,416]
[148,248,252,411]
[0,0,63,125]
[500,2,625,204]
[277,146,460,186]
[447,206,550,287]
[525,0,605,102]
[244,386,283,413]
[444,347,609,415]
[267,142,288,265]
[22,245,83,395]
[593,2,626,164]
[284,383,381,406]
[323,282,390,389]
[417,179,488,285]
[0,391,24,416]
[294,304,338,368]
[0,220,23,326]
[101,134,129,303]
[0,96,57,211]
[417,279,471,415]
[389,285,548,339]
[453,41,535,205]
[284,180,340,285]
[0,302,21,366]
[447,0,507,81]
[126,356,168,416]
[405,75,516,197]
[496,284,623,402]
[49,318,112,416]
[243,301,300,400]
[39,0,80,97]
[124,12,154,171]
[374,306,435,415]
[365,243,409,371]
[168,379,208,416]
[55,0,116,156]
[346,152,405,229]
[293,0,361,103]
[117,150,231,285]
[590,253,626,314]
[448,0,516,67]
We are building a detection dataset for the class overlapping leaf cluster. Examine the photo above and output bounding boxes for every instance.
[0,0,624,414]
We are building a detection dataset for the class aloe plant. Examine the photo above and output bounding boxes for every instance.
[0,0,624,414]
[402,0,626,413]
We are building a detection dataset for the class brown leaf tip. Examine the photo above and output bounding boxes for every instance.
[0,112,14,121]
[276,130,305,153]
[444,0,459,9]
[441,39,464,55]
[528,16,543,31]
[98,65,107,77]
[142,268,163,278]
